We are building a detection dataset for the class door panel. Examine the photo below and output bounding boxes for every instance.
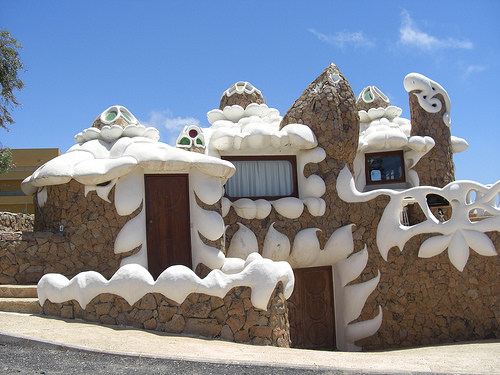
[145,174,191,279]
[288,266,335,350]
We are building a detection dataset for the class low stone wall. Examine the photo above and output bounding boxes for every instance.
[42,283,290,347]
[0,212,33,232]
[0,231,138,284]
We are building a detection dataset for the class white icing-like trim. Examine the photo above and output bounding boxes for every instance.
[333,248,382,351]
[37,253,294,311]
[21,138,235,194]
[226,223,258,259]
[36,187,47,208]
[337,165,500,271]
[262,223,291,261]
[404,73,451,127]
[223,81,261,98]
[75,124,159,144]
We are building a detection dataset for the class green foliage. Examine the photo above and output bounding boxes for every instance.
[0,146,12,173]
[0,29,25,130]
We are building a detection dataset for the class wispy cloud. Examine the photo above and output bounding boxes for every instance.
[308,28,375,49]
[398,10,473,51]
[462,64,487,80]
[141,110,200,145]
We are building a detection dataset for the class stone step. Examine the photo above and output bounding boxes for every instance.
[0,285,38,298]
[0,297,42,314]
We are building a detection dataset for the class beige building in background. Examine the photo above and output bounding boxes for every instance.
[0,149,61,214]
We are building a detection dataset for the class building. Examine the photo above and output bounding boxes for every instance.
[0,149,61,214]
[1,64,498,351]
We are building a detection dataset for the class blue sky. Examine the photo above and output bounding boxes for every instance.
[1,0,499,184]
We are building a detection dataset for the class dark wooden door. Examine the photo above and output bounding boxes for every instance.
[288,266,335,350]
[145,174,191,279]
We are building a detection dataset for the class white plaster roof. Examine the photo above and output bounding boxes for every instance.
[22,134,235,196]
[206,103,317,153]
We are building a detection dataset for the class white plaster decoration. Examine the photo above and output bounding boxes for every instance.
[224,81,262,98]
[191,231,226,271]
[356,86,390,106]
[333,247,383,351]
[192,204,225,242]
[191,169,224,205]
[175,125,206,151]
[286,225,355,269]
[36,187,47,208]
[220,257,246,275]
[226,223,258,259]
[403,73,452,127]
[84,179,117,203]
[22,137,235,194]
[114,208,146,255]
[450,136,469,154]
[221,197,231,217]
[255,199,272,219]
[303,197,326,217]
[232,198,258,219]
[262,223,291,261]
[337,166,500,271]
[286,228,321,267]
[75,124,160,145]
[271,197,304,219]
[297,148,326,213]
[38,253,294,311]
[114,167,144,216]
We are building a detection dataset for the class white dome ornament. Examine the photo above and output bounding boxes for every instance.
[176,125,206,154]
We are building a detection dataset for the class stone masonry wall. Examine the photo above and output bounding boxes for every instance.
[0,179,140,284]
[222,64,499,350]
[0,212,33,232]
[42,283,290,348]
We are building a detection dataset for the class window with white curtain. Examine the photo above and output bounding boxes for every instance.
[223,156,298,200]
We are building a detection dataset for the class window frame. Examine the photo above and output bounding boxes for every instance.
[365,150,406,186]
[222,155,299,201]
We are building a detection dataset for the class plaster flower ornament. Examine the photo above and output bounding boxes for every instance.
[418,229,497,272]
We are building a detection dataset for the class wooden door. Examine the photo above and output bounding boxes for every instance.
[288,266,335,350]
[145,174,191,279]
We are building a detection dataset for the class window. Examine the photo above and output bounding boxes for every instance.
[222,156,298,200]
[365,151,405,185]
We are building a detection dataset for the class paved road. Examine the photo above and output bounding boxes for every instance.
[0,341,387,375]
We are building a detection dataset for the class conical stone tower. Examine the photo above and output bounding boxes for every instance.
[281,63,360,230]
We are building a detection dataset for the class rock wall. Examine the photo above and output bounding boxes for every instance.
[0,212,33,232]
[355,231,500,349]
[42,283,290,348]
[0,179,140,284]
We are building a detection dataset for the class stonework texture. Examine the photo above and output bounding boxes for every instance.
[0,212,33,232]
[42,283,290,348]
[222,63,499,350]
[409,92,455,187]
[219,91,264,111]
[0,180,140,284]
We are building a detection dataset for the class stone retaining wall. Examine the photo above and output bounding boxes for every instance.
[0,212,33,232]
[0,231,139,284]
[42,283,290,348]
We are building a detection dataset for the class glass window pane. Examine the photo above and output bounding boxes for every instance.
[366,152,404,184]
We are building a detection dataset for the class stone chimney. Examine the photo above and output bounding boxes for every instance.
[219,81,264,110]
[404,73,455,187]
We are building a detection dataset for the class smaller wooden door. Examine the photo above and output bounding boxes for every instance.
[288,266,335,350]
[145,174,191,279]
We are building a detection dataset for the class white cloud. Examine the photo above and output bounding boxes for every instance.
[308,28,375,49]
[398,10,473,51]
[141,110,201,145]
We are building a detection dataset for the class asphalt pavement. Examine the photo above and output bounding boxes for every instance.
[0,311,498,374]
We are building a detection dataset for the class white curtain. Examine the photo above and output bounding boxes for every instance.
[226,160,294,198]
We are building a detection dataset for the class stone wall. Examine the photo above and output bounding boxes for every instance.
[0,212,33,232]
[221,63,499,350]
[0,179,141,284]
[42,283,290,348]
